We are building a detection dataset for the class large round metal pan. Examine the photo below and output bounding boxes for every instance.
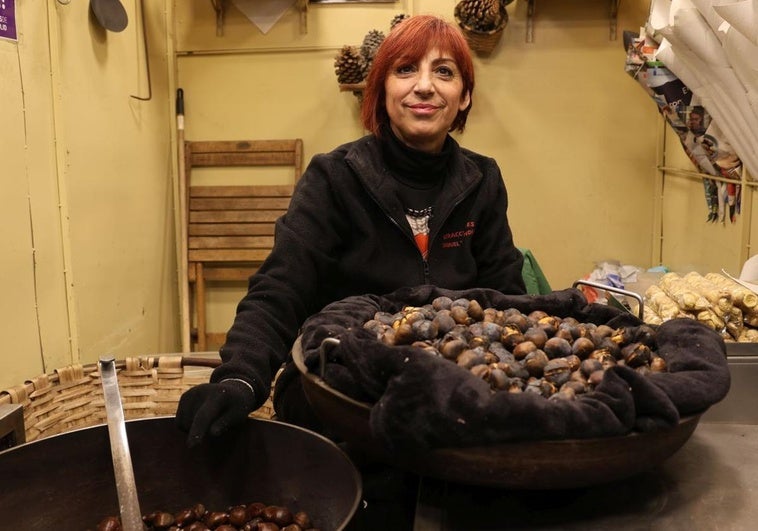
[292,337,701,490]
[0,416,361,530]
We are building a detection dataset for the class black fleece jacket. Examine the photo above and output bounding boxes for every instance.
[211,133,526,410]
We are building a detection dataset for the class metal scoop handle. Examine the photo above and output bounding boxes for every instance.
[573,279,645,320]
[99,356,143,531]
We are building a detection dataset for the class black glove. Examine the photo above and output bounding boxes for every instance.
[175,379,256,447]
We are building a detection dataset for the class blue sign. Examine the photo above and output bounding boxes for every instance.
[1,0,17,42]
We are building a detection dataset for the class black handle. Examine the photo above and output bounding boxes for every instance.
[176,88,184,116]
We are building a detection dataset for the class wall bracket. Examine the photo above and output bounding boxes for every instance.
[526,0,620,43]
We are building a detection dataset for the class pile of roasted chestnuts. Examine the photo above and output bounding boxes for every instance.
[95,501,318,531]
[363,296,667,401]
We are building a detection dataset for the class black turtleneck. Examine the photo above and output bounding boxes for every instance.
[379,125,453,258]
[380,124,452,212]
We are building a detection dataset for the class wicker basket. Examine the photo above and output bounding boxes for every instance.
[455,9,509,55]
[0,356,274,443]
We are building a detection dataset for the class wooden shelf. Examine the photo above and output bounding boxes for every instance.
[210,0,308,36]
[338,82,366,93]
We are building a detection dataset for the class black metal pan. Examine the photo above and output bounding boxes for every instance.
[0,416,361,530]
[292,336,701,490]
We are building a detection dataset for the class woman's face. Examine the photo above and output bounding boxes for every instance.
[384,48,470,153]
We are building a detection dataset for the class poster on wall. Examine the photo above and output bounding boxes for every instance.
[0,0,17,42]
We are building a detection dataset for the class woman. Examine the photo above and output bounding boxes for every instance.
[177,14,525,446]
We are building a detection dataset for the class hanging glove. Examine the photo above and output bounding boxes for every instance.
[175,379,256,447]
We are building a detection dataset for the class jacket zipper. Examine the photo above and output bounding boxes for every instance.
[348,152,476,287]
[382,195,469,287]
[365,180,473,287]
[381,212,428,283]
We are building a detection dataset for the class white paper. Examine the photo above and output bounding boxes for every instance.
[646,0,758,180]
[233,0,297,34]
[723,26,758,114]
[722,270,758,294]
[713,0,758,44]
[656,29,758,177]
[649,0,674,32]
[689,0,729,38]
[721,255,758,294]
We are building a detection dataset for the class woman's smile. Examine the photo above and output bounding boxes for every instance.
[385,47,470,153]
[407,103,442,116]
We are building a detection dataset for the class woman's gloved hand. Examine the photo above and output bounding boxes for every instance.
[175,379,256,447]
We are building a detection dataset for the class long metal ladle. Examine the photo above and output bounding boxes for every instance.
[99,356,143,531]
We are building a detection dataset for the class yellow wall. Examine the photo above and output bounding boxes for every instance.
[6,0,728,388]
[1,1,47,388]
[175,0,661,333]
[0,1,179,389]
[657,123,754,276]
[50,1,178,363]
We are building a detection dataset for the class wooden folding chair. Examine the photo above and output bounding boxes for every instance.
[183,139,303,351]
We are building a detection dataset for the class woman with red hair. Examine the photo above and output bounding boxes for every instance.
[361,14,476,142]
[178,14,524,528]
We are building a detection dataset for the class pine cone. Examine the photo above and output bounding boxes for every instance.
[455,0,504,32]
[360,29,385,62]
[390,13,410,29]
[334,45,368,85]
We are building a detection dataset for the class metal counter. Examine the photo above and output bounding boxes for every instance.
[414,423,758,530]
[414,345,758,530]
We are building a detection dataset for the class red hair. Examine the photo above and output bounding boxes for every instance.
[360,15,475,136]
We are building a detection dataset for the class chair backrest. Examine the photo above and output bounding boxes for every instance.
[185,139,302,269]
[186,139,303,179]
[183,139,303,350]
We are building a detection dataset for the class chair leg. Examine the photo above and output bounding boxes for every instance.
[187,263,197,350]
[197,263,207,351]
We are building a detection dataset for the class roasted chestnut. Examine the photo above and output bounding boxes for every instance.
[504,312,529,332]
[543,337,572,359]
[650,355,668,372]
[489,367,510,390]
[522,326,548,349]
[293,511,312,529]
[96,516,122,531]
[543,358,571,387]
[524,349,549,377]
[549,386,576,401]
[467,299,485,321]
[588,369,605,387]
[204,511,228,528]
[450,305,471,325]
[438,337,468,360]
[500,324,525,350]
[456,348,486,369]
[412,319,439,341]
[512,338,540,360]
[228,506,248,527]
[571,337,595,359]
[432,296,454,311]
[580,358,603,378]
[622,342,653,368]
[564,354,581,372]
[393,322,414,345]
[470,364,491,381]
